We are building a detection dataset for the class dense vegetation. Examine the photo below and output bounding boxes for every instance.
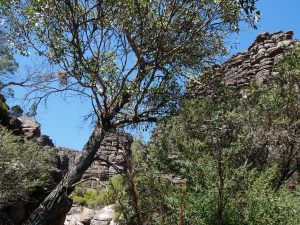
[101,47,300,225]
[72,175,126,210]
[0,126,53,210]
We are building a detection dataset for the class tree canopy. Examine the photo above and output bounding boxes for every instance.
[0,0,259,125]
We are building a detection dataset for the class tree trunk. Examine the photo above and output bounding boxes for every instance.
[127,172,142,225]
[23,122,109,225]
[126,150,143,225]
[178,182,187,225]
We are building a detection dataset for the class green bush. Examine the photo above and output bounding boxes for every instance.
[72,175,127,210]
[0,126,53,210]
[114,47,300,224]
[73,188,106,209]
[142,99,300,224]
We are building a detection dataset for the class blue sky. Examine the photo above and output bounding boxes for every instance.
[7,0,300,151]
[232,0,300,52]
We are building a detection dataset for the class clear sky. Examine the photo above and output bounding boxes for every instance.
[232,0,300,52]
[7,0,300,151]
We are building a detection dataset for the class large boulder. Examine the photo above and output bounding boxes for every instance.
[18,117,41,139]
[91,205,116,225]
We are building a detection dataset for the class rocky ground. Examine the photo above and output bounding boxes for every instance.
[65,205,117,225]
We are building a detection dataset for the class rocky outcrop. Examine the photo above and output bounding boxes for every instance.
[187,31,299,96]
[6,116,132,187]
[184,31,300,190]
[18,117,41,139]
[2,115,55,147]
[56,131,132,189]
[92,131,132,180]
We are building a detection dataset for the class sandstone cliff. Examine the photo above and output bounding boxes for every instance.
[187,31,299,96]
[10,117,132,188]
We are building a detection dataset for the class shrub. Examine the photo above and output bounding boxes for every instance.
[119,47,300,224]
[72,175,127,210]
[0,126,53,210]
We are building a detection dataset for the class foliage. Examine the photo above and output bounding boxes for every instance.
[243,46,300,187]
[241,167,300,225]
[111,47,300,224]
[0,0,260,125]
[72,187,106,210]
[0,125,53,210]
[72,175,127,210]
[0,27,19,126]
[104,174,128,205]
[0,94,10,124]
[0,30,18,81]
[0,30,18,99]
[25,102,38,118]
[0,28,19,124]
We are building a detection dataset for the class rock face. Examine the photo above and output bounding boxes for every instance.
[187,31,299,96]
[8,116,132,186]
[56,130,133,189]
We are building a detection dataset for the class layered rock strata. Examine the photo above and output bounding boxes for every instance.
[187,31,299,96]
[8,117,132,187]
[56,131,132,189]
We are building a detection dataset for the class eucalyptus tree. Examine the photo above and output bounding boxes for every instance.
[0,0,259,224]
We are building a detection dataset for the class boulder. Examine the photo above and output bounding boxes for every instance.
[65,205,116,225]
[65,206,95,225]
[18,117,41,139]
[91,205,116,225]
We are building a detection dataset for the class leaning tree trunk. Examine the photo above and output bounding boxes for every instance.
[23,122,109,225]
